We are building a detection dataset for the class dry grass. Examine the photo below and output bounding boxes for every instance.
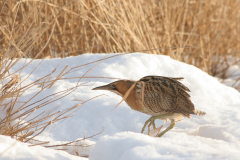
[0,50,84,144]
[1,0,240,77]
[0,18,54,142]
[0,17,101,157]
[0,14,122,155]
[1,0,240,110]
[0,26,122,146]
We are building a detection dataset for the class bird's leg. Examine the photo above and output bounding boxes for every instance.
[157,119,176,137]
[141,113,174,134]
[147,119,157,135]
[147,120,164,136]
[149,125,164,137]
[152,120,156,130]
[147,121,152,135]
[142,117,154,134]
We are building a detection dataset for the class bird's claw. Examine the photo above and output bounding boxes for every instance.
[141,117,158,135]
[149,125,163,137]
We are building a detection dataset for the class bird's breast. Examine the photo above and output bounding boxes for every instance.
[124,82,149,114]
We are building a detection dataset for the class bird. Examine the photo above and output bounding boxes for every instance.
[92,76,206,137]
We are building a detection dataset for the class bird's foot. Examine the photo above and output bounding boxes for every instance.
[149,125,163,137]
[141,116,156,134]
[146,119,158,135]
[141,113,175,137]
[156,119,176,137]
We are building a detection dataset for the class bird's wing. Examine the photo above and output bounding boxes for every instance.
[139,76,195,115]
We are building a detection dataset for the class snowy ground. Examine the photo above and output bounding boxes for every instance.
[1,53,240,159]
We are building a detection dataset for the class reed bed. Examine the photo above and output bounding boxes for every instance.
[1,0,240,76]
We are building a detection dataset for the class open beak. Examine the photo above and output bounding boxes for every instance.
[92,84,110,90]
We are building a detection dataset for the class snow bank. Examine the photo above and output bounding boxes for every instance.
[89,132,240,160]
[2,53,240,159]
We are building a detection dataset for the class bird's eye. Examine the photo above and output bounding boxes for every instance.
[109,85,116,90]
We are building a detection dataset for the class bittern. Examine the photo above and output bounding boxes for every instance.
[93,76,206,137]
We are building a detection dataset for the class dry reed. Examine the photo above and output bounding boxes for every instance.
[0,14,103,157]
[1,1,240,78]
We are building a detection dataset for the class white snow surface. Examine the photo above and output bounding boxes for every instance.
[0,135,86,160]
[1,53,240,159]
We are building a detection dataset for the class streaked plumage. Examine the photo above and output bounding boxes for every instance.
[93,76,206,137]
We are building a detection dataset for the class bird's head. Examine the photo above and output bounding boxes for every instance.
[92,80,135,97]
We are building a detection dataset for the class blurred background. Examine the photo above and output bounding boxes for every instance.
[0,0,240,87]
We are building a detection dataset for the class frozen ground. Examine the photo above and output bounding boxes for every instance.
[1,53,240,159]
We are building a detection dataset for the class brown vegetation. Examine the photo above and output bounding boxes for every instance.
[1,0,240,76]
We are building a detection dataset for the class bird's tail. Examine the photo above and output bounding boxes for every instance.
[193,109,206,116]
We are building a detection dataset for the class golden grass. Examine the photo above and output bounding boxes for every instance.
[0,16,122,155]
[0,17,102,155]
[0,35,123,144]
[0,58,83,143]
[1,0,239,76]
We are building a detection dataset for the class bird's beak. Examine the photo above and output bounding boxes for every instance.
[92,84,110,90]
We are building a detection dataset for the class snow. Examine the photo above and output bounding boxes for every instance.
[0,135,86,160]
[1,53,240,159]
[89,132,240,160]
